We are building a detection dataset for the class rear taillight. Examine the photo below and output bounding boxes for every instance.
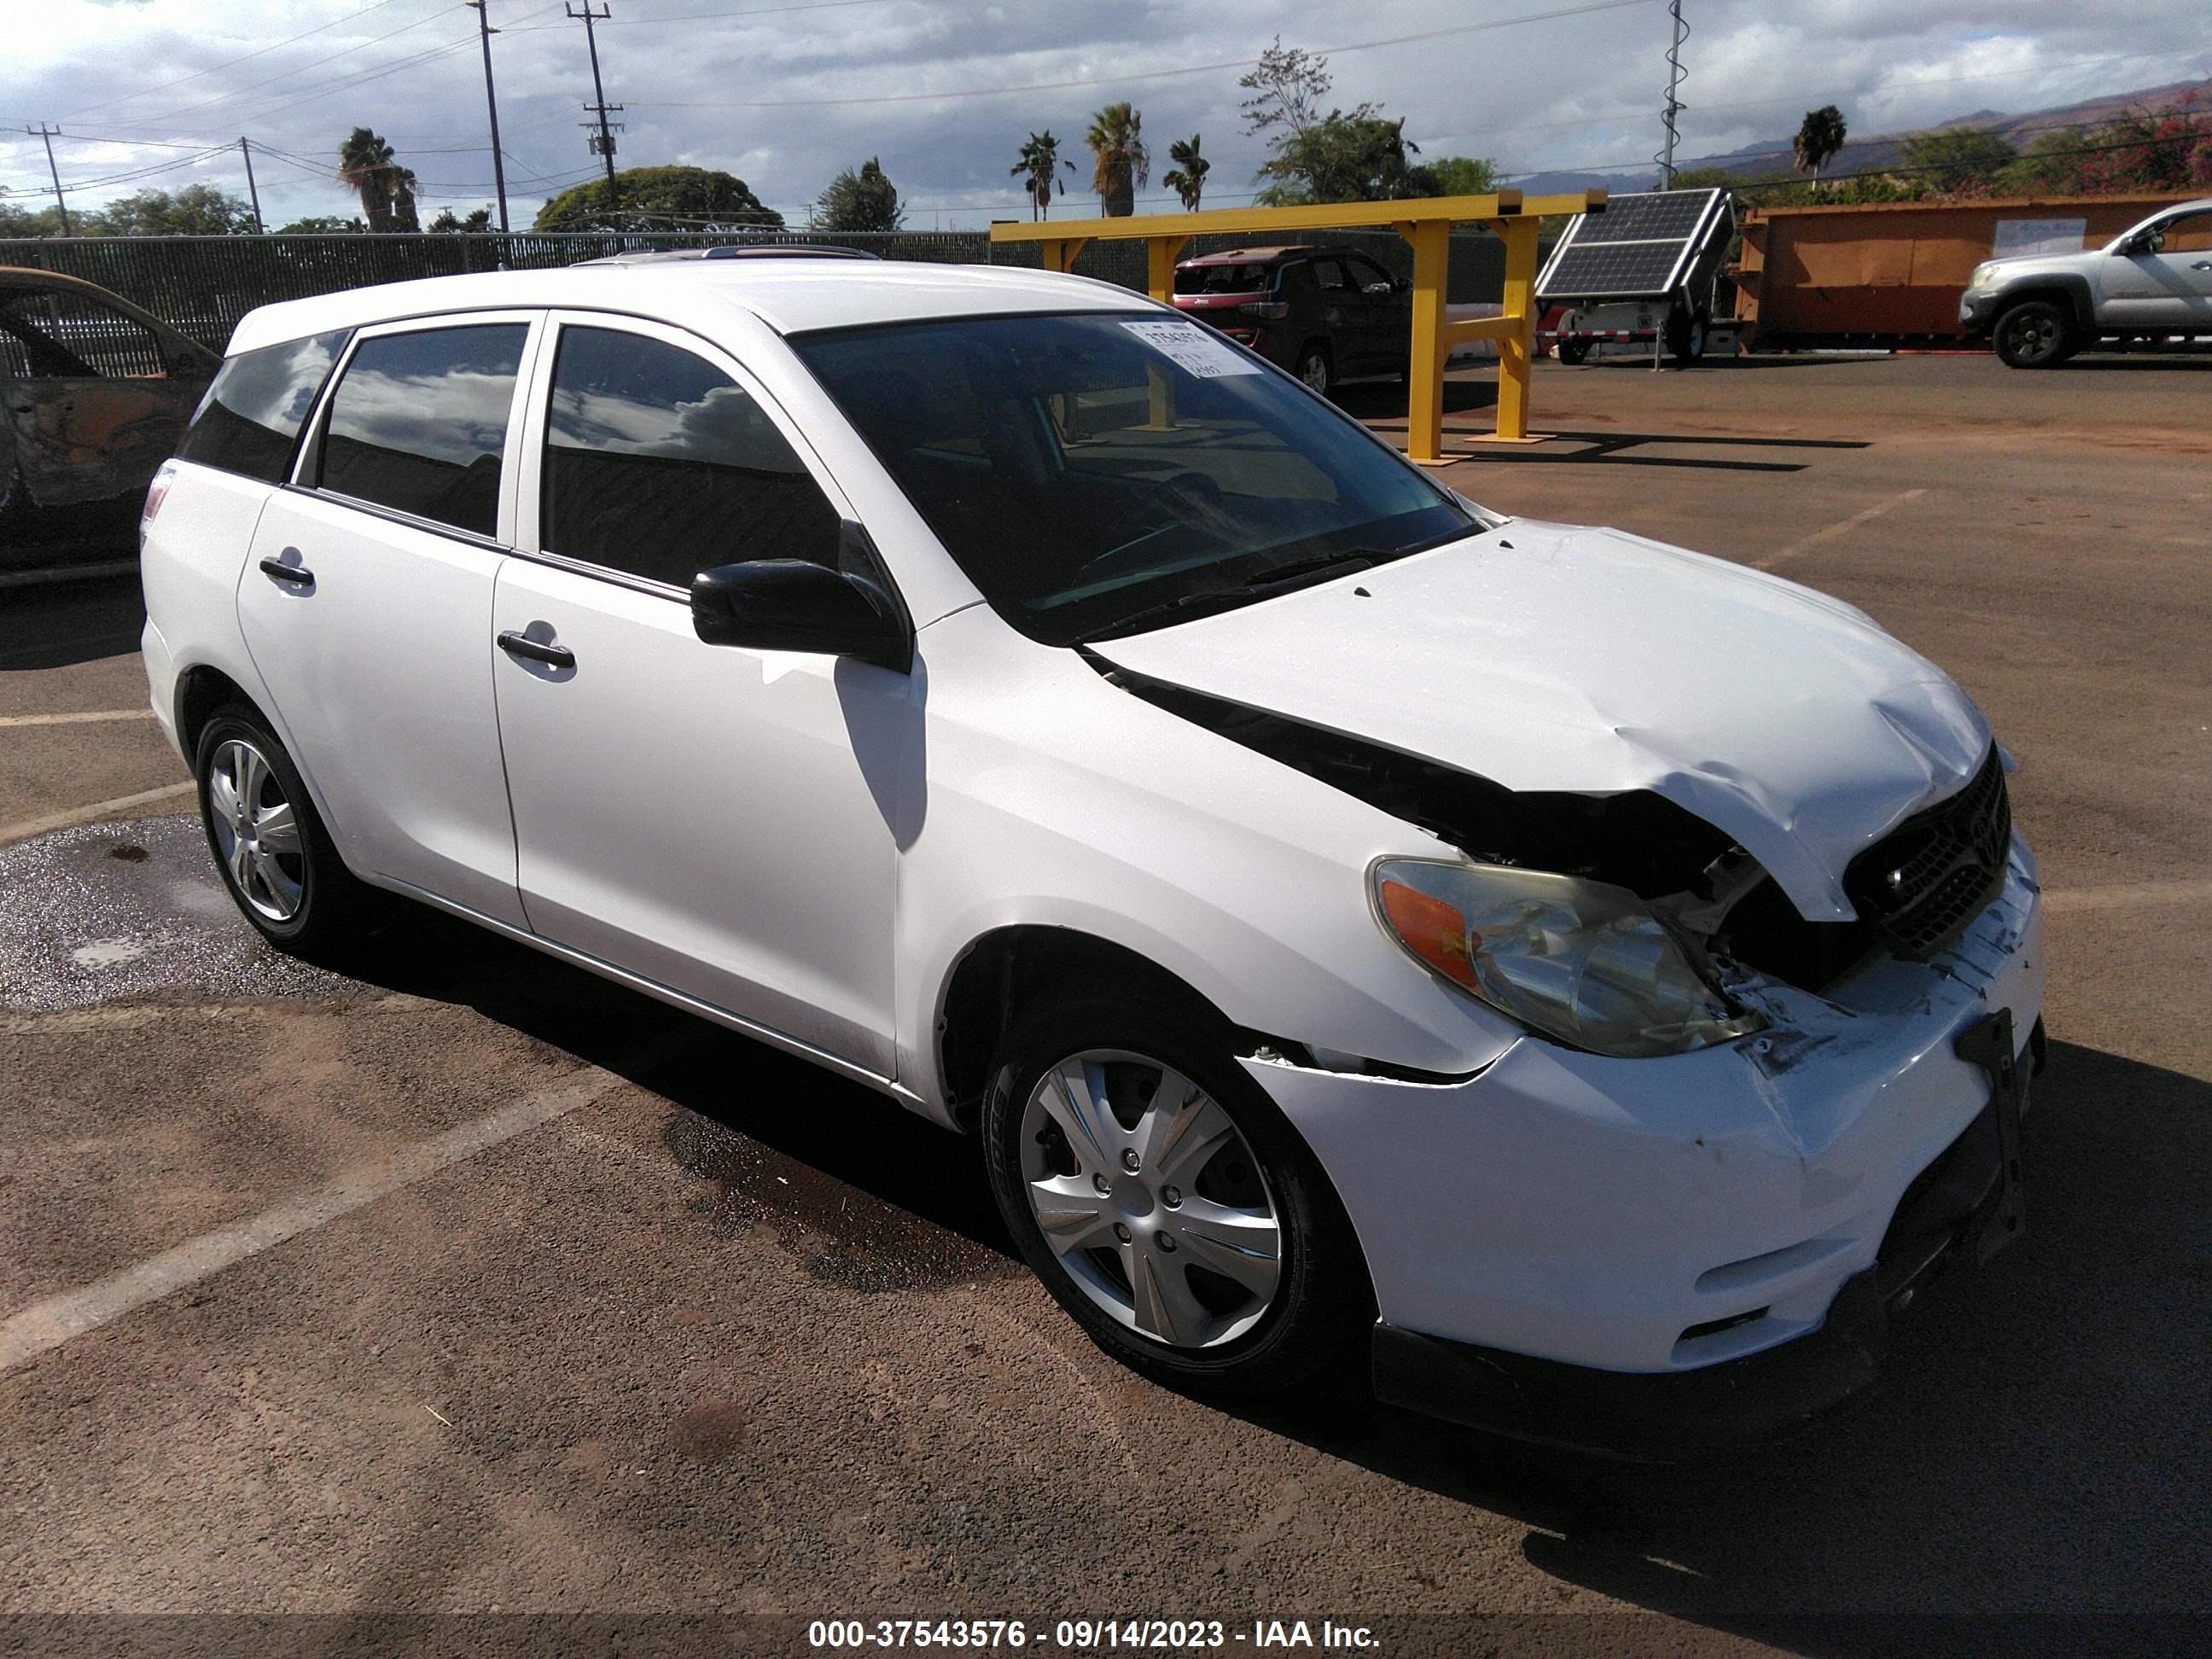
[143,463,176,522]
[1237,301,1289,321]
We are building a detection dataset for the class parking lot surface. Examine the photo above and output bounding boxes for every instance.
[3,351,2207,1650]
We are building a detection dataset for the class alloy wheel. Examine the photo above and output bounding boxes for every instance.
[1020,1048,1282,1349]
[207,738,305,921]
[2003,311,2061,365]
[1298,352,1330,394]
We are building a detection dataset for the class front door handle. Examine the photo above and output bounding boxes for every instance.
[258,555,314,589]
[497,629,576,670]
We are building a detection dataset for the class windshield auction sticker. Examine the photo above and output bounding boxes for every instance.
[1120,318,1264,377]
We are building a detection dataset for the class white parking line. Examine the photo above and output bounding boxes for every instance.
[0,781,194,846]
[0,708,155,728]
[1754,488,1927,570]
[0,1057,657,1376]
[2042,879,2212,914]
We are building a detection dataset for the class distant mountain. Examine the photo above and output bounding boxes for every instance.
[1509,74,2210,194]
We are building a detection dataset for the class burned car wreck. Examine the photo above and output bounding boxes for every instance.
[2,269,216,579]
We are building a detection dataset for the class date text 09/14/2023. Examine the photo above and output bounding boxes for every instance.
[806,1618,1381,1650]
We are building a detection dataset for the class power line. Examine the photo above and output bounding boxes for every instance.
[625,0,1658,108]
[58,0,423,121]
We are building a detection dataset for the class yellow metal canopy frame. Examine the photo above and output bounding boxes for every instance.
[988,189,1607,462]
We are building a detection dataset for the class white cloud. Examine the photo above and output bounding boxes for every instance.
[3,0,2207,230]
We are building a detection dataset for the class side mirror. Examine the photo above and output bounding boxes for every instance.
[1364,280,1395,297]
[690,542,911,672]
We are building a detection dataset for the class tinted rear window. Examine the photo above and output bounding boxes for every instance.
[317,323,528,538]
[1173,262,1277,295]
[175,329,350,484]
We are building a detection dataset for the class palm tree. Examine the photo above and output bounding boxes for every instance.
[1086,102,1150,218]
[1010,131,1074,221]
[1162,133,1209,212]
[336,126,414,233]
[1793,105,1848,191]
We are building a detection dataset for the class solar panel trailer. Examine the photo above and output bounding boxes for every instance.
[1535,188,1736,366]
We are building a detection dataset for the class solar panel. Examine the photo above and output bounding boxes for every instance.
[1536,189,1726,301]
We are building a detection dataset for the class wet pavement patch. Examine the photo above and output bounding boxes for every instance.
[0,815,364,1013]
[665,1109,1013,1295]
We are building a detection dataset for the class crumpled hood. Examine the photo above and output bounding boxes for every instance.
[1092,520,1992,921]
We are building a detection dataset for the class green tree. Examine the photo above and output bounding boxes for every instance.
[815,156,903,231]
[1010,131,1074,220]
[1412,154,1502,197]
[88,183,259,236]
[0,198,66,236]
[1162,133,1208,211]
[1258,110,1423,205]
[1793,105,1848,189]
[1898,128,2017,193]
[335,127,419,232]
[535,166,783,231]
[1086,102,1150,217]
[275,214,367,234]
[1997,127,2090,195]
[1238,38,1330,153]
[428,205,493,232]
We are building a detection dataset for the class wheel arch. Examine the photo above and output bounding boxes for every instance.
[174,662,259,760]
[936,925,1248,1132]
[1994,276,2096,334]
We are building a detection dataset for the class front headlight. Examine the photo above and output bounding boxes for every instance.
[1968,263,1996,290]
[1372,859,1761,1059]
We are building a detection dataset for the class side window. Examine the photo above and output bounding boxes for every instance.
[2159,212,2212,254]
[317,323,528,538]
[0,287,166,380]
[176,329,350,484]
[541,325,840,589]
[1347,254,1395,292]
[1310,258,1355,294]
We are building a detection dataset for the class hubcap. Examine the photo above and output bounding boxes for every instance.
[1300,355,1328,393]
[1021,1049,1282,1350]
[207,738,305,922]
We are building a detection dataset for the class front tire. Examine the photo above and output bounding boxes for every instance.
[981,994,1370,1395]
[1994,300,2073,368]
[1555,339,1592,365]
[194,704,375,958]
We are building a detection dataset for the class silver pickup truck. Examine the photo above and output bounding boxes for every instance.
[1960,197,2212,367]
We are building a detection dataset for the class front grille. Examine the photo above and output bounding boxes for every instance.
[1844,747,2012,958]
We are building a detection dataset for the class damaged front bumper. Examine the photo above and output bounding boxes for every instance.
[1242,837,2046,1457]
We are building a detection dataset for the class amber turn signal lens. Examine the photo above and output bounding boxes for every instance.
[1378,877,1478,989]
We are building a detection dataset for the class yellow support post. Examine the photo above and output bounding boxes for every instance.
[1494,216,1543,443]
[1398,218,1452,465]
[1144,235,1189,303]
[987,189,1606,461]
[1040,236,1090,273]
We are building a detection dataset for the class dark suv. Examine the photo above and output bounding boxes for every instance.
[1171,245,1411,395]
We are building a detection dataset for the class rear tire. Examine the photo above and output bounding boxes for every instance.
[1994,300,2073,369]
[981,992,1371,1396]
[1667,306,1708,367]
[194,704,377,959]
[1294,343,1333,397]
[1555,339,1592,365]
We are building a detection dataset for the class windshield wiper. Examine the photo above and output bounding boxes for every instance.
[1082,551,1379,641]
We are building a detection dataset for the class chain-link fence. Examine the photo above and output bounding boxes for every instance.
[0,226,1510,352]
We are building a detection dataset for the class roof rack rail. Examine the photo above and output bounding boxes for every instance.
[578,244,883,266]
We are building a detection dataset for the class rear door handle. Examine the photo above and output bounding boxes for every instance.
[2192,260,2212,271]
[497,629,575,670]
[258,555,313,589]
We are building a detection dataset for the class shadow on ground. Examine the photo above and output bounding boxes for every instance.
[0,573,146,672]
[76,849,2208,1638]
[1227,1039,2212,1644]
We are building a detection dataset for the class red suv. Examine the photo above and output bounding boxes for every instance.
[1171,245,1411,396]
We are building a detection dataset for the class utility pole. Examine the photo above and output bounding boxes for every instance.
[1656,0,1689,188]
[568,3,622,192]
[239,137,265,234]
[29,124,71,236]
[463,0,512,232]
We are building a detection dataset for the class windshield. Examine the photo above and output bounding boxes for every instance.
[793,311,1480,644]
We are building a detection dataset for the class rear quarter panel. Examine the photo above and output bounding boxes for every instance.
[140,462,281,757]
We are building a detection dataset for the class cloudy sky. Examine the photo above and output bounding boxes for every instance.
[4,0,2208,230]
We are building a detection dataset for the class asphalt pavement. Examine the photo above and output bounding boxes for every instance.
[2,349,2206,1654]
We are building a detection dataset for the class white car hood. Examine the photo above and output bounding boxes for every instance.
[1091,520,1992,921]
